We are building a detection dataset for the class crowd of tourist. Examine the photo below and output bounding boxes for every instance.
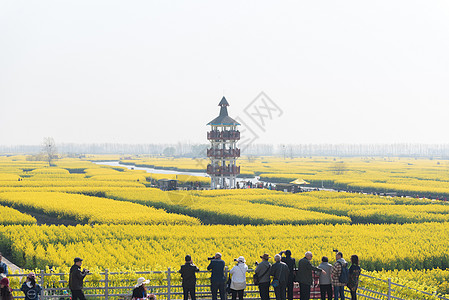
[0,250,360,300]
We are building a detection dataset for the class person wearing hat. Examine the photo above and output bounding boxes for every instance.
[255,254,272,300]
[132,277,150,299]
[179,255,200,300]
[21,272,42,300]
[279,250,296,300]
[0,277,13,300]
[207,252,226,300]
[229,256,248,300]
[69,257,89,300]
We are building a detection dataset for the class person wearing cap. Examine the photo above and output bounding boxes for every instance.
[132,277,150,299]
[0,277,13,300]
[179,255,200,300]
[229,256,248,300]
[21,272,42,300]
[279,250,296,300]
[270,254,289,300]
[69,257,89,300]
[0,253,8,277]
[207,252,226,300]
[255,254,272,300]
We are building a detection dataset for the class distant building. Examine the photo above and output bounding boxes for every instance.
[206,97,241,189]
[158,179,177,191]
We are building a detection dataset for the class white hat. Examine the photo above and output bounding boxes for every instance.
[135,277,150,288]
[237,256,246,263]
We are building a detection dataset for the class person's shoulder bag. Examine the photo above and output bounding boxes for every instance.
[271,264,283,288]
[253,264,270,285]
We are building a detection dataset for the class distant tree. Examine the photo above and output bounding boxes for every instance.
[163,147,176,157]
[330,161,348,175]
[42,137,58,166]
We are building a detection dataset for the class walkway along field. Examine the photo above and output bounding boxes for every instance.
[6,268,448,300]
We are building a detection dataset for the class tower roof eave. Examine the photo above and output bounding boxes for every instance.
[207,115,240,126]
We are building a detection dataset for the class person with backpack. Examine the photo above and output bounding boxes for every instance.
[296,251,325,300]
[331,252,348,300]
[20,273,42,300]
[254,254,271,300]
[229,256,248,300]
[347,255,361,300]
[279,250,296,300]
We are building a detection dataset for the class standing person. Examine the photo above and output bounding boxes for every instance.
[270,254,289,300]
[331,252,348,300]
[280,250,296,300]
[21,272,42,300]
[69,257,89,300]
[0,267,5,281]
[296,251,325,300]
[229,256,248,300]
[255,254,271,300]
[0,253,7,277]
[347,255,361,300]
[318,257,332,300]
[132,277,150,299]
[207,253,226,300]
[179,255,200,300]
[0,277,13,300]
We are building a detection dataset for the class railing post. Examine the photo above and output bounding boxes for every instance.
[105,269,109,300]
[40,270,45,299]
[387,278,392,300]
[167,267,171,300]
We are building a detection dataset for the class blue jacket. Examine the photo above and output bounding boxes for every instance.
[0,261,8,276]
[207,259,226,282]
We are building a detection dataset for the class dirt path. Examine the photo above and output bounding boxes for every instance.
[2,255,22,273]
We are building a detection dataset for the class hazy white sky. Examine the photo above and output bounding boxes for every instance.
[1,1,448,145]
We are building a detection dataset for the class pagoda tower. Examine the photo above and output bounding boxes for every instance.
[206,97,241,189]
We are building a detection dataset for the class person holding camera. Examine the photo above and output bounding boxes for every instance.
[254,254,271,300]
[179,255,200,300]
[207,253,226,300]
[331,252,348,300]
[279,250,296,300]
[20,272,42,300]
[69,257,89,300]
[229,256,248,300]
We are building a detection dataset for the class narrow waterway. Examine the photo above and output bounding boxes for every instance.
[94,161,261,183]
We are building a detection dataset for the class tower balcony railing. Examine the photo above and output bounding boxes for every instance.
[207,148,240,158]
[207,130,240,141]
[206,164,240,176]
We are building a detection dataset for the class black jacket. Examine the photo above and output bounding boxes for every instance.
[69,264,87,290]
[132,286,147,298]
[281,256,296,282]
[296,257,323,286]
[179,263,200,286]
[270,261,289,284]
[207,259,226,283]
